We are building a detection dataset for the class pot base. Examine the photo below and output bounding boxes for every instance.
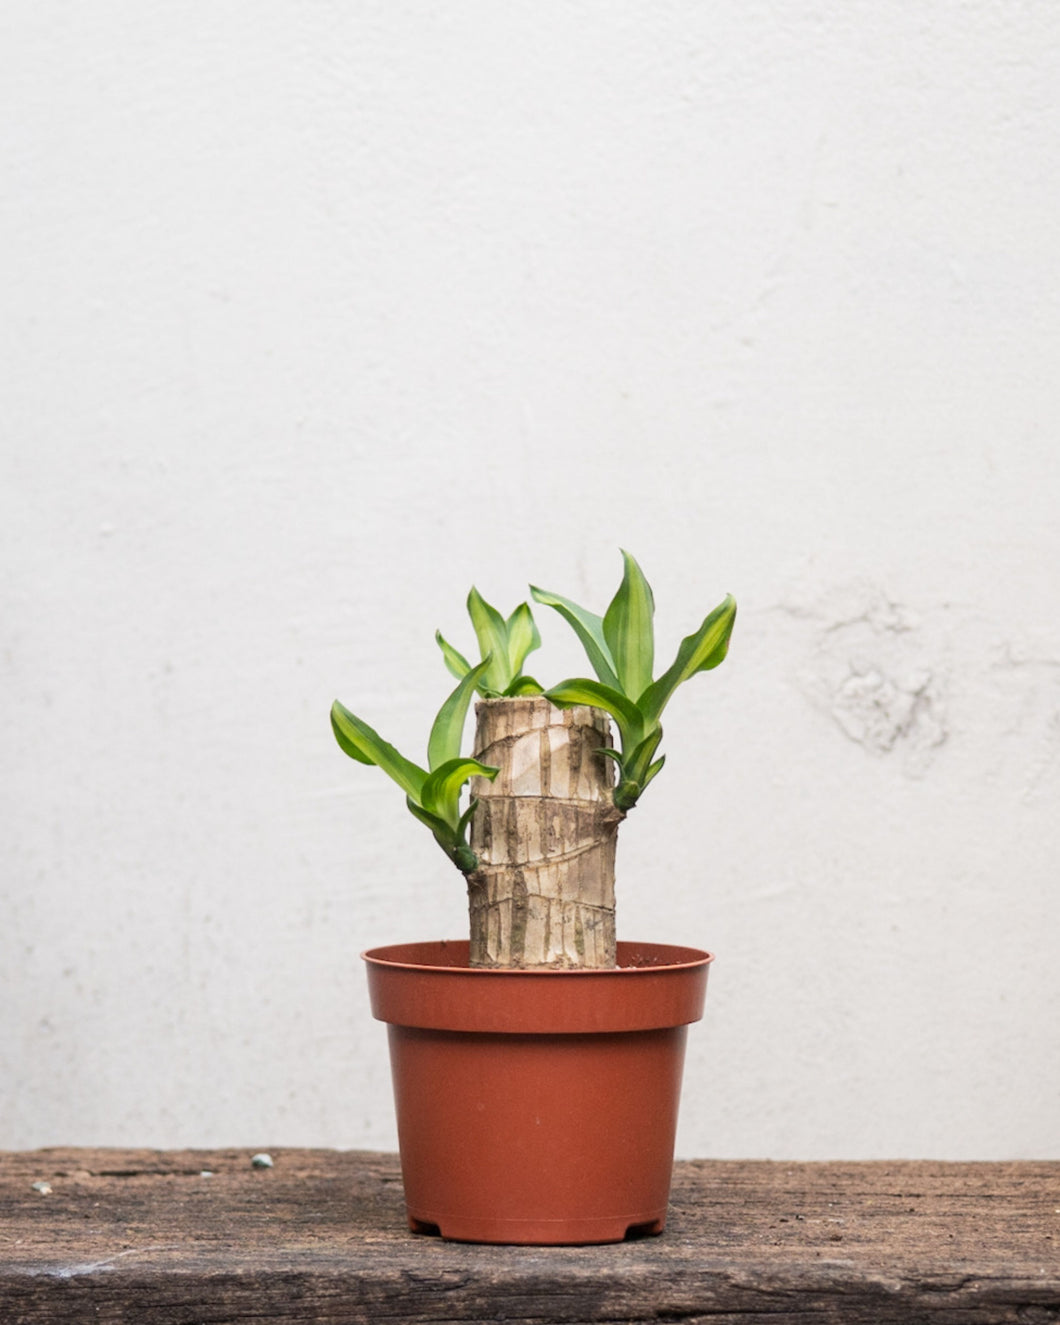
[406,1211,666,1246]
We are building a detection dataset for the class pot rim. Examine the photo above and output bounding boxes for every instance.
[362,940,713,1033]
[362,938,713,974]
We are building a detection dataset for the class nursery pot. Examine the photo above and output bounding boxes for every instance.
[363,939,713,1245]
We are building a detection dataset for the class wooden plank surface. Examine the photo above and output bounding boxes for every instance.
[0,1148,1057,1323]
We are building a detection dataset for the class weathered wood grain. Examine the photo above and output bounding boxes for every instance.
[1,1149,1057,1323]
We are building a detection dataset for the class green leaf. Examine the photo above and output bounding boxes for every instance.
[435,630,472,682]
[544,678,644,751]
[405,795,480,872]
[427,659,492,772]
[330,710,374,765]
[420,757,499,825]
[602,550,655,702]
[504,674,544,696]
[529,584,620,690]
[405,796,463,865]
[611,746,666,812]
[467,587,511,695]
[405,797,454,844]
[639,594,737,726]
[505,601,541,676]
[623,724,664,786]
[330,701,427,802]
[456,796,480,844]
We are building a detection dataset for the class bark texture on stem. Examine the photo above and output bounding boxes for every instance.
[466,697,623,969]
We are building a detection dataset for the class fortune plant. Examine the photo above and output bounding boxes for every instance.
[332,554,734,861]
[331,554,735,968]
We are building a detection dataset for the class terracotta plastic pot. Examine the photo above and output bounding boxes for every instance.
[363,938,713,1245]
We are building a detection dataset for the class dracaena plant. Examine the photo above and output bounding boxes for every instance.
[436,588,545,698]
[330,660,498,873]
[532,551,737,812]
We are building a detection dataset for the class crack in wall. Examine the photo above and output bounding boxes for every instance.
[776,581,949,776]
[772,580,1060,795]
[830,665,947,761]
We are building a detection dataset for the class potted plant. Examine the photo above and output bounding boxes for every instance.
[332,552,736,1244]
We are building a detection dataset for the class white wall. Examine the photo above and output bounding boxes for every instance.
[3,1,1058,1160]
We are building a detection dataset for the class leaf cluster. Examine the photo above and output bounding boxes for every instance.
[330,660,497,873]
[331,554,735,871]
[436,589,544,698]
[533,551,736,812]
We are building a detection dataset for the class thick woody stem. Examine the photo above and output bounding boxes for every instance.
[466,696,623,969]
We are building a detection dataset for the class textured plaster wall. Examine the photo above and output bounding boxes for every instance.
[2,2,1058,1159]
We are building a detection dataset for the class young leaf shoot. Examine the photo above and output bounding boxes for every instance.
[331,659,497,871]
[534,551,735,812]
[436,589,544,698]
